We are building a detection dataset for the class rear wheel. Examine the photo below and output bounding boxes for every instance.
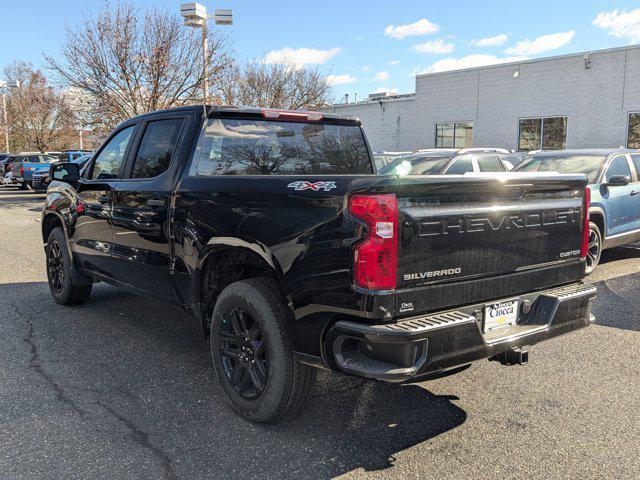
[46,227,92,304]
[210,277,316,422]
[585,221,602,275]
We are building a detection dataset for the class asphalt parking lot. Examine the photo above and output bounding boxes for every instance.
[0,187,639,480]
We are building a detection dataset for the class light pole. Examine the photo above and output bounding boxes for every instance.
[0,79,20,153]
[180,3,233,105]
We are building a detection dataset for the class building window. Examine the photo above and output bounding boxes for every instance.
[627,113,640,148]
[436,122,473,148]
[518,116,567,151]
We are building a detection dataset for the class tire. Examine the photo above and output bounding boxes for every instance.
[585,221,602,276]
[210,277,316,423]
[46,227,92,305]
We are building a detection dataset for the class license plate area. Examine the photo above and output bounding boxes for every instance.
[483,299,518,333]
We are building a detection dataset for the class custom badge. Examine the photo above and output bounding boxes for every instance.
[287,180,337,192]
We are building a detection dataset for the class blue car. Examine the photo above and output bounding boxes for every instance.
[515,148,640,274]
[56,150,93,162]
[32,154,93,191]
[9,153,57,189]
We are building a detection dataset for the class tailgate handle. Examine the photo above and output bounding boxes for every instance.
[146,198,165,208]
[99,195,110,204]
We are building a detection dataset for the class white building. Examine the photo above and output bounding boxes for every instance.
[324,45,640,152]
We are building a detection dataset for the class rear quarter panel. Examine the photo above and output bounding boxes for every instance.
[173,175,394,319]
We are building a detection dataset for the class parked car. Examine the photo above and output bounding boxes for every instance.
[500,152,527,170]
[0,154,16,176]
[378,149,511,175]
[372,151,412,171]
[42,105,595,422]
[515,148,640,273]
[32,154,92,191]
[10,153,57,189]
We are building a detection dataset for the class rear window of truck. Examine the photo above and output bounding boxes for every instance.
[191,119,373,175]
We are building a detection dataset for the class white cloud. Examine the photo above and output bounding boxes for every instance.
[424,54,529,74]
[374,71,390,81]
[411,38,455,54]
[384,18,439,40]
[326,74,357,86]
[471,33,508,47]
[504,31,575,55]
[374,87,399,95]
[389,60,402,65]
[263,47,342,67]
[593,9,640,42]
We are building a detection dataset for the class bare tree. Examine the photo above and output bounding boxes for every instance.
[46,1,231,131]
[4,62,76,152]
[216,61,332,110]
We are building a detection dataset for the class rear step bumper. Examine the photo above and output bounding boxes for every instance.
[325,282,596,381]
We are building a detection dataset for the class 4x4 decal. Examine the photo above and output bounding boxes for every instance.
[287,180,337,192]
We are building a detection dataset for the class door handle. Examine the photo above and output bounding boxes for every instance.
[146,198,166,208]
[99,195,110,204]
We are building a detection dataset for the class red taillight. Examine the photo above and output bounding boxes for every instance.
[75,201,85,214]
[348,194,398,290]
[261,109,324,122]
[20,165,24,175]
[581,187,591,258]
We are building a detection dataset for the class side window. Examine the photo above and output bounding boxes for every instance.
[629,155,640,180]
[29,156,41,163]
[605,156,632,182]
[130,119,183,179]
[91,126,135,180]
[445,156,474,174]
[476,155,502,172]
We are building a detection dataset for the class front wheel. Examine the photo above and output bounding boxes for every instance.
[46,227,92,304]
[210,277,316,422]
[585,221,602,275]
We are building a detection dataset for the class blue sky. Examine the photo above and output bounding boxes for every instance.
[2,0,640,102]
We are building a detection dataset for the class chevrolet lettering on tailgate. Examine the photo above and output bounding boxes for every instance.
[419,209,580,237]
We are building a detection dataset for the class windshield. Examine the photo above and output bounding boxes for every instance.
[514,155,605,182]
[192,119,372,175]
[378,154,452,175]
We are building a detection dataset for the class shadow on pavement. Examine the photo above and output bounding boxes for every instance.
[0,281,467,478]
[599,244,640,264]
[591,271,640,333]
[0,189,46,210]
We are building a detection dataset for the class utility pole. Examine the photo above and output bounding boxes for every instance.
[180,3,233,106]
[202,19,208,103]
[0,80,20,152]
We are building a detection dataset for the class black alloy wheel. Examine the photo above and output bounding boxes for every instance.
[585,221,602,275]
[47,240,65,294]
[218,307,269,400]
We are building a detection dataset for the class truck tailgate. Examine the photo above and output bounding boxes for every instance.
[395,173,587,294]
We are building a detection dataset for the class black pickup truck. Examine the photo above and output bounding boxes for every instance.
[42,105,596,422]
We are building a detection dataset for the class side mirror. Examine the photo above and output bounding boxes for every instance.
[50,162,80,182]
[606,175,630,186]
